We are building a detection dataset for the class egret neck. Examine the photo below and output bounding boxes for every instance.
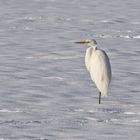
[88,43,97,50]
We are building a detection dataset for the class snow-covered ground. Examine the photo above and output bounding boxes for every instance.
[0,0,140,139]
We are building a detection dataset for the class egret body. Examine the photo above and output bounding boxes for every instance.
[75,39,111,104]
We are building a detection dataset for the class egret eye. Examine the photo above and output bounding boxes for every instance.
[92,39,97,45]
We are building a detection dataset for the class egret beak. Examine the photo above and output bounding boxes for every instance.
[75,41,87,44]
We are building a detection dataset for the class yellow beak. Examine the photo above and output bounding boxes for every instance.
[75,41,87,44]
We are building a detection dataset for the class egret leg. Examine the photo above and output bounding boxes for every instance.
[99,92,101,104]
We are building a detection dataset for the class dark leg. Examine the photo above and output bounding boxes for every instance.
[99,92,101,104]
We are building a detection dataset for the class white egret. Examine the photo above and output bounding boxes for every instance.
[75,39,111,104]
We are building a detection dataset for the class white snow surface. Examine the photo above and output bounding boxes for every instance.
[0,0,140,139]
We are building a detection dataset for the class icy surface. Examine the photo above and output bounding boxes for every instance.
[0,0,140,139]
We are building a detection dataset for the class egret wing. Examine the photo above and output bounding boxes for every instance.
[89,50,111,96]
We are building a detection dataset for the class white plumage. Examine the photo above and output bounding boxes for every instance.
[75,39,112,104]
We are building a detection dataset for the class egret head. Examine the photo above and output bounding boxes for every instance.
[75,39,97,48]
